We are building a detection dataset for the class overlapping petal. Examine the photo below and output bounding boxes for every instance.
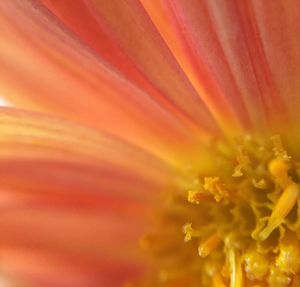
[3,0,296,137]
[140,0,295,132]
[249,1,300,127]
[140,0,247,133]
[0,108,179,286]
[1,1,300,286]
[1,1,299,144]
[0,0,221,164]
[40,0,218,132]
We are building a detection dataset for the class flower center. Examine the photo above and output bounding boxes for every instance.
[138,135,300,287]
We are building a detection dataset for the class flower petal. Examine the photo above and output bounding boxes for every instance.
[0,215,144,287]
[0,108,178,286]
[142,0,290,132]
[0,0,219,162]
[40,0,218,132]
[139,0,243,133]
[248,0,300,127]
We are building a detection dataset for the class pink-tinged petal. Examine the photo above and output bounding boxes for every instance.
[139,0,245,133]
[0,108,176,186]
[0,108,179,286]
[40,0,218,133]
[248,0,300,126]
[38,0,197,135]
[144,0,289,132]
[0,216,143,287]
[0,247,141,287]
[0,0,219,162]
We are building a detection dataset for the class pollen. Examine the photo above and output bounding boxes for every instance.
[203,177,230,202]
[183,223,202,242]
[138,135,300,287]
[232,145,250,177]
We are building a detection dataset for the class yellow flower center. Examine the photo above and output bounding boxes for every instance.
[137,135,300,287]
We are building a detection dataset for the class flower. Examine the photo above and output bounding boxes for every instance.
[1,1,300,286]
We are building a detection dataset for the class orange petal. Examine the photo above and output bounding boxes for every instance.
[140,0,244,133]
[142,0,290,132]
[0,247,142,287]
[249,0,300,127]
[0,107,178,286]
[39,0,198,135]
[0,0,218,163]
[40,0,218,133]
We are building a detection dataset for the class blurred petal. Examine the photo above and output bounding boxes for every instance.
[0,0,219,163]
[0,217,144,287]
[0,108,178,286]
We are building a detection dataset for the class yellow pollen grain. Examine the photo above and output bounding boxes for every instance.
[187,189,209,204]
[271,135,291,161]
[276,233,300,274]
[204,177,229,202]
[232,147,250,177]
[252,178,267,189]
[243,247,269,280]
[268,263,292,287]
[182,223,202,242]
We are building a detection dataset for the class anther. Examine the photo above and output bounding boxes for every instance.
[198,233,221,258]
[259,183,299,241]
[271,135,291,161]
[187,189,209,204]
[204,177,229,202]
[182,223,202,242]
[252,178,267,189]
[232,147,250,177]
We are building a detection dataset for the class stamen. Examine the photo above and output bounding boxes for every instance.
[187,189,210,204]
[228,248,244,287]
[204,177,229,202]
[252,178,267,189]
[198,233,221,258]
[140,134,300,286]
[232,146,250,177]
[268,158,290,188]
[182,223,202,242]
[259,183,299,241]
[271,135,291,161]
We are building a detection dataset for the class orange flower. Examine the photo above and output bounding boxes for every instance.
[1,1,300,286]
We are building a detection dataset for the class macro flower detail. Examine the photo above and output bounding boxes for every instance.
[1,1,300,287]
[135,134,300,286]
